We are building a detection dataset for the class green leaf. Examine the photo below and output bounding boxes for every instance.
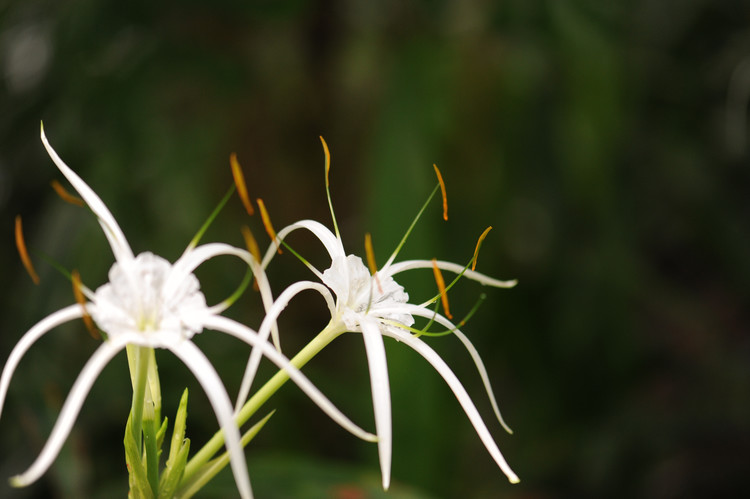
[158,439,191,499]
[175,411,275,499]
[125,413,154,499]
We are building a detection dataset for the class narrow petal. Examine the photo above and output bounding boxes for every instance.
[40,125,134,264]
[169,341,253,499]
[261,220,344,273]
[10,333,132,487]
[386,259,517,289]
[379,329,519,484]
[398,303,513,434]
[360,319,392,490]
[235,281,335,413]
[203,315,376,443]
[0,305,82,420]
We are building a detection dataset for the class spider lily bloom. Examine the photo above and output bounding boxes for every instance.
[250,138,520,489]
[0,126,373,499]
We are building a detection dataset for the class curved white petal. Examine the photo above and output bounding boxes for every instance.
[397,304,513,434]
[175,242,281,351]
[235,281,335,413]
[386,259,517,289]
[261,220,344,273]
[379,329,520,484]
[203,315,376,443]
[360,318,392,490]
[10,332,132,487]
[40,125,134,264]
[169,340,253,499]
[0,305,83,420]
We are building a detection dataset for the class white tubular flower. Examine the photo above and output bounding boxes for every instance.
[0,126,372,499]
[255,138,520,489]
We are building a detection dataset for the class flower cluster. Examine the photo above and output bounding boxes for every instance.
[0,127,519,498]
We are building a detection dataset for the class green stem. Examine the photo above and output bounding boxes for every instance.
[130,346,152,449]
[182,320,345,482]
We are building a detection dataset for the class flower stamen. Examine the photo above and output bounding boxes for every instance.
[50,180,84,206]
[257,198,281,254]
[71,269,100,340]
[230,153,254,216]
[472,226,492,271]
[241,225,262,291]
[433,164,448,221]
[319,136,341,239]
[364,232,383,294]
[15,215,40,284]
[431,258,453,319]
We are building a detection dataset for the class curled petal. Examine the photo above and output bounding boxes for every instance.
[204,315,375,443]
[360,318,392,490]
[261,220,344,274]
[40,124,134,264]
[399,303,513,434]
[10,333,132,487]
[235,281,335,413]
[0,305,82,420]
[386,259,517,289]
[170,341,253,499]
[379,328,519,484]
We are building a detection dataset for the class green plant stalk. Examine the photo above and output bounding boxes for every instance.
[129,345,152,450]
[181,320,346,482]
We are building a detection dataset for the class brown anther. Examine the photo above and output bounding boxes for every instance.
[230,153,255,215]
[320,136,331,187]
[433,164,448,221]
[256,198,281,254]
[364,233,383,294]
[472,226,492,271]
[50,180,84,206]
[15,215,40,284]
[432,258,453,319]
[241,225,262,291]
[71,269,100,340]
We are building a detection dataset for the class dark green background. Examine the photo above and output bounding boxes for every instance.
[1,1,749,497]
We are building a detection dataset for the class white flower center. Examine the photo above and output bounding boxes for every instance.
[321,255,414,332]
[92,252,207,344]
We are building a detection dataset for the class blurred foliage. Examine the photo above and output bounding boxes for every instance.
[2,0,750,497]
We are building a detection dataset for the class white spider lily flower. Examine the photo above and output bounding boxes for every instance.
[249,138,520,489]
[0,126,372,499]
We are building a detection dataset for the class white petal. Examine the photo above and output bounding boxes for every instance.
[399,304,513,434]
[386,259,517,288]
[10,333,132,487]
[169,341,253,499]
[203,315,376,443]
[234,281,335,413]
[261,220,344,275]
[0,304,82,420]
[40,125,134,264]
[379,329,520,484]
[360,318,392,490]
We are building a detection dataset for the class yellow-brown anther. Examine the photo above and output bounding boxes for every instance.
[241,225,262,291]
[320,136,331,188]
[433,164,448,221]
[257,198,281,254]
[50,180,84,206]
[364,232,383,294]
[472,226,493,271]
[432,258,453,319]
[71,269,100,340]
[15,215,39,284]
[230,152,255,216]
